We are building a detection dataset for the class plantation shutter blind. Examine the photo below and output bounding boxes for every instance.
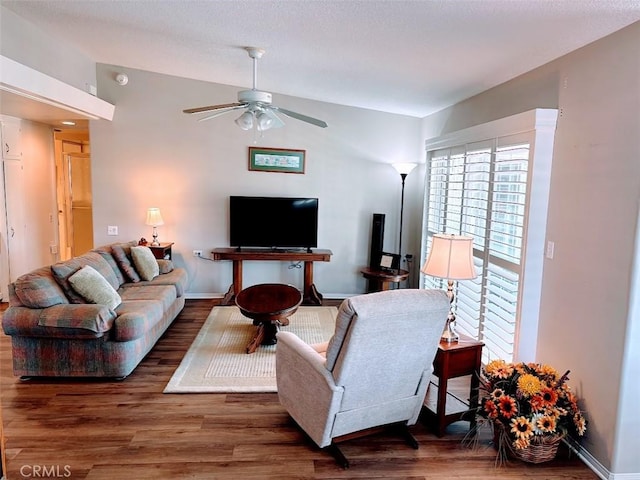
[421,110,558,364]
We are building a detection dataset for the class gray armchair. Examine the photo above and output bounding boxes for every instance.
[275,289,449,467]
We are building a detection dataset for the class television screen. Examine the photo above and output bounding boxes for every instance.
[229,196,319,250]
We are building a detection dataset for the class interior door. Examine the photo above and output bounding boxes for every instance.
[0,161,8,301]
[65,152,94,256]
[3,158,27,284]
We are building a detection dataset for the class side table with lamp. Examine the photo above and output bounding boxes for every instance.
[420,233,483,436]
[145,207,164,246]
[421,233,477,343]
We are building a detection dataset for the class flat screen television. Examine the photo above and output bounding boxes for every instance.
[229,196,319,251]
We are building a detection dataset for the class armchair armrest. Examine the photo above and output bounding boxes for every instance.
[276,331,344,448]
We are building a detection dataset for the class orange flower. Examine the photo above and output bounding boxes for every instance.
[484,399,498,419]
[529,394,545,412]
[498,396,518,419]
[540,386,558,407]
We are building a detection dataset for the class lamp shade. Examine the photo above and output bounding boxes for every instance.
[392,163,418,176]
[145,208,164,227]
[421,234,476,280]
[235,111,254,130]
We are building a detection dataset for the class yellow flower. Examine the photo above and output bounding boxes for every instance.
[510,416,535,440]
[574,413,587,436]
[536,415,557,433]
[485,359,513,379]
[539,364,559,379]
[513,436,531,450]
[517,373,542,397]
[490,388,505,400]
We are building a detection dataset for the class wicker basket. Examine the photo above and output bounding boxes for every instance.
[493,421,563,464]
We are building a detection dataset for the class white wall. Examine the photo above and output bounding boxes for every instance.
[421,22,640,478]
[0,6,96,92]
[90,64,423,297]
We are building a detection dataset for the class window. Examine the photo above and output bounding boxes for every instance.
[422,109,558,363]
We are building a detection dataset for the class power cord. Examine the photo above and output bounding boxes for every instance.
[405,254,413,288]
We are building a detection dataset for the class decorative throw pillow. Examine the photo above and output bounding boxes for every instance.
[157,259,174,274]
[51,251,121,303]
[14,266,70,308]
[68,265,122,311]
[111,244,141,283]
[131,246,159,281]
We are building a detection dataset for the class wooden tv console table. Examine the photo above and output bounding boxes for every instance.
[211,248,332,306]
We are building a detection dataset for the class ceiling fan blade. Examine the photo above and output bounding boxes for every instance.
[261,108,285,129]
[183,102,245,114]
[273,107,328,128]
[197,105,246,122]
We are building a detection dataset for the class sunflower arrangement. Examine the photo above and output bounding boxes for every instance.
[479,360,587,458]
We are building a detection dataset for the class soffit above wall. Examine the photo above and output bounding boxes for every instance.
[0,55,114,128]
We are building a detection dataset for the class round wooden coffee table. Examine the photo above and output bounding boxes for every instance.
[235,283,303,354]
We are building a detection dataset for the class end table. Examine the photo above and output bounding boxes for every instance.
[148,242,174,260]
[421,334,484,437]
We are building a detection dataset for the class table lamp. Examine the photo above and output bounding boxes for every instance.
[145,208,164,246]
[421,234,477,343]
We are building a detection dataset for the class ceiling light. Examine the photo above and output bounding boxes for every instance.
[115,73,129,85]
[235,111,254,130]
[61,121,76,126]
[255,111,273,131]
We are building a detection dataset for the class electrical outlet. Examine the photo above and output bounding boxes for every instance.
[546,241,555,259]
[107,225,118,235]
[193,250,202,257]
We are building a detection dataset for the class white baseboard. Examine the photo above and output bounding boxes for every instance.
[565,437,640,480]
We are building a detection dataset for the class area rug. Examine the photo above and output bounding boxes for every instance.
[164,306,337,393]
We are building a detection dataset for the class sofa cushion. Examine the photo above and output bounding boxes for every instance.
[124,268,188,297]
[93,247,127,286]
[119,285,176,311]
[111,243,141,283]
[157,259,174,274]
[131,246,159,281]
[69,265,122,310]
[36,303,116,334]
[13,266,69,308]
[51,252,121,303]
[112,300,165,342]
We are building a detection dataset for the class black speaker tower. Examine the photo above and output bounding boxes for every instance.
[369,213,385,268]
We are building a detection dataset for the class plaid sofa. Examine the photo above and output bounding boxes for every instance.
[1,242,188,379]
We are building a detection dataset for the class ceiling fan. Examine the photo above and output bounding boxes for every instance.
[183,47,328,131]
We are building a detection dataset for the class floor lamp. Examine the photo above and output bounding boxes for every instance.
[392,163,417,274]
[421,234,477,343]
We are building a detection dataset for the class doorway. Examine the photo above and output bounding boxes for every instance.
[54,131,93,260]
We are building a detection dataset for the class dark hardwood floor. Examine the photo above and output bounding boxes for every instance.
[1,299,597,479]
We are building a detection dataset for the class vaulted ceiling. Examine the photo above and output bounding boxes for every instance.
[3,0,640,118]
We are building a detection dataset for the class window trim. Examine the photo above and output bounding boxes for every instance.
[421,109,558,362]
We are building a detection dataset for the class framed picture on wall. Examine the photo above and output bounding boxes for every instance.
[248,147,306,174]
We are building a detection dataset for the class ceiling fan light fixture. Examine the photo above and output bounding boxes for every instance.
[184,47,327,130]
[235,111,254,130]
[256,111,274,131]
